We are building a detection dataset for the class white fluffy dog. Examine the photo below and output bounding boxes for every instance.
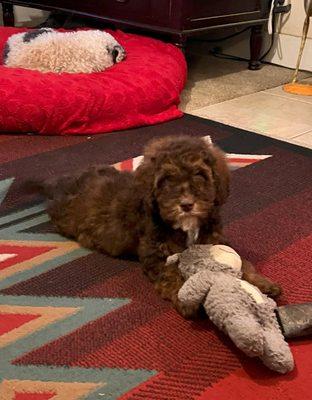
[3,28,126,74]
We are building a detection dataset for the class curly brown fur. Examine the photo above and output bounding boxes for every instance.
[32,136,281,318]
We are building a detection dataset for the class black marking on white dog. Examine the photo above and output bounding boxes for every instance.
[23,28,53,43]
[112,48,119,63]
[3,42,10,63]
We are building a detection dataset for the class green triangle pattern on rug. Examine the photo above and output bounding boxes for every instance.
[0,177,14,206]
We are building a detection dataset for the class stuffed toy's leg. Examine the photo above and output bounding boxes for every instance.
[223,314,264,357]
[261,328,294,373]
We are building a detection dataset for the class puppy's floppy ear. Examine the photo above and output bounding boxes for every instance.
[205,144,230,206]
[139,137,172,192]
[134,158,158,213]
[142,137,170,162]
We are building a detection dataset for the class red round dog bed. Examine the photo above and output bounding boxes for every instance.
[0,27,186,135]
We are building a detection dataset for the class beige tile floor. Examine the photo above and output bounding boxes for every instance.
[182,55,312,149]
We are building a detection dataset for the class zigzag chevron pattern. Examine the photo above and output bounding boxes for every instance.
[113,136,271,172]
[0,295,154,400]
[0,145,273,399]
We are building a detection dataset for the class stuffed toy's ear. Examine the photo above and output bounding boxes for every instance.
[209,245,242,271]
[240,281,266,304]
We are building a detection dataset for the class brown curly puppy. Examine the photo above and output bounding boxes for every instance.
[34,136,281,318]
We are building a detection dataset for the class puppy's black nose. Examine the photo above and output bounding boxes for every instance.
[180,201,194,212]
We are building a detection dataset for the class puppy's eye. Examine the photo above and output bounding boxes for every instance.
[155,174,174,188]
[194,172,207,181]
[161,177,177,188]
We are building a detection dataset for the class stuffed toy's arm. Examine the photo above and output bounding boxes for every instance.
[178,270,213,308]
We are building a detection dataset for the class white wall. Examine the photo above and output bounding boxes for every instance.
[0,5,48,27]
[223,0,312,72]
[280,0,311,37]
[268,0,311,70]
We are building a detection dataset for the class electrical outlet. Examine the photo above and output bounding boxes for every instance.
[274,0,291,13]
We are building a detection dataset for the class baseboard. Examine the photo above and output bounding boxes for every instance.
[266,33,312,72]
[215,28,312,73]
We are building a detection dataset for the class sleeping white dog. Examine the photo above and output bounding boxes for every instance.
[3,28,126,74]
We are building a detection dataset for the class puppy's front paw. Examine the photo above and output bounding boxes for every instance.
[260,281,282,297]
[159,243,171,257]
[173,296,200,319]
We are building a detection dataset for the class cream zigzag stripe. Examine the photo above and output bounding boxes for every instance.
[0,240,81,281]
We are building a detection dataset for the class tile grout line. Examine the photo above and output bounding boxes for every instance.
[261,90,312,106]
[291,130,312,139]
[256,90,312,107]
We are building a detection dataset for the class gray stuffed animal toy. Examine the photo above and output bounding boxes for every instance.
[167,244,294,374]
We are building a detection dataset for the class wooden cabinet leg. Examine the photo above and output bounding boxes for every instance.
[173,34,187,54]
[249,24,264,70]
[2,2,15,26]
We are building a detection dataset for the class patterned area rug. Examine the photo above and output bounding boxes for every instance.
[0,115,311,400]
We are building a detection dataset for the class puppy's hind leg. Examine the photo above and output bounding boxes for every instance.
[25,175,79,200]
[24,175,82,239]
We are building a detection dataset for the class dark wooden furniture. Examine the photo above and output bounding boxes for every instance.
[1,0,272,69]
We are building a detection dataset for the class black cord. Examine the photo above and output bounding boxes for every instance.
[210,0,279,64]
[259,0,278,60]
[209,49,247,62]
[192,26,252,43]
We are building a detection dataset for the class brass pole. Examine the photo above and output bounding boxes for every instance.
[292,15,310,83]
